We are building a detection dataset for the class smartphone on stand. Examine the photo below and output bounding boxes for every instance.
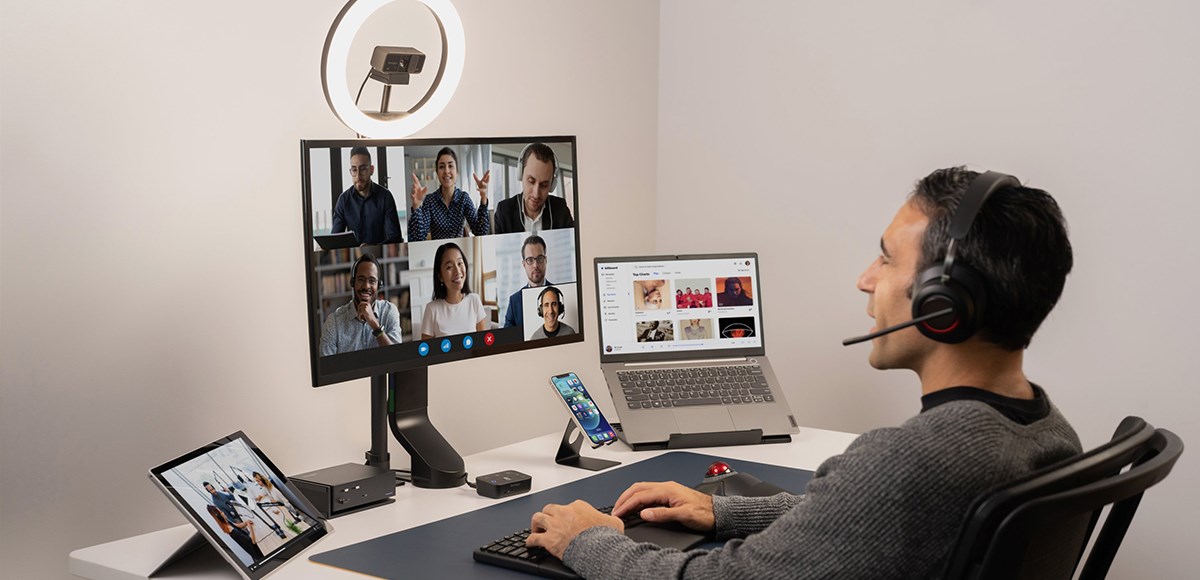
[550,372,617,447]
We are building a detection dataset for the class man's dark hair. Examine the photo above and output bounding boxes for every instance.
[521,234,546,258]
[909,167,1073,351]
[436,146,458,165]
[349,146,372,162]
[432,242,471,300]
[520,143,556,173]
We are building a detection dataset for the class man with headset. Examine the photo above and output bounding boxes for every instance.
[530,286,575,339]
[493,142,576,234]
[526,167,1082,578]
[319,253,403,356]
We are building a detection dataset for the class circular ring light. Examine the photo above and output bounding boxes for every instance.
[322,0,465,138]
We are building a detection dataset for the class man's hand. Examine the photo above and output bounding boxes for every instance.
[612,481,715,532]
[355,301,379,330]
[526,500,623,559]
[411,172,429,208]
[473,170,490,205]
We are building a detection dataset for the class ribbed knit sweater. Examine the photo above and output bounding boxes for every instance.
[561,397,1081,579]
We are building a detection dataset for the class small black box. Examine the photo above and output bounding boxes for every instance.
[291,463,395,518]
[475,470,532,499]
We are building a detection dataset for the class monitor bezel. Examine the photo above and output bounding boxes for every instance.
[301,136,584,387]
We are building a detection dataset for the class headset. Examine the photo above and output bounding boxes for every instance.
[842,170,1019,346]
[536,286,565,318]
[351,252,385,291]
[518,143,559,194]
[910,170,1019,343]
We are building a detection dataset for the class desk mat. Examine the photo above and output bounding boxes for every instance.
[310,451,814,579]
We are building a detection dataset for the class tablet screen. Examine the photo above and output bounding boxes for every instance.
[149,431,331,579]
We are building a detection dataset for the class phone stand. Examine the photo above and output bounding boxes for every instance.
[555,420,620,471]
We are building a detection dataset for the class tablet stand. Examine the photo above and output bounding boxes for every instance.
[555,420,620,471]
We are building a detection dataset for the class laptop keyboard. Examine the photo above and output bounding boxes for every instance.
[473,505,642,579]
[616,365,774,410]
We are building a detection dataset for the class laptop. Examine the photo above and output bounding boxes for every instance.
[313,230,359,250]
[594,253,799,450]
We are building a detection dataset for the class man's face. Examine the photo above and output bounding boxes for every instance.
[522,243,547,285]
[436,153,457,191]
[856,200,932,370]
[521,155,555,216]
[350,154,373,194]
[540,292,561,327]
[353,261,380,306]
[205,483,216,494]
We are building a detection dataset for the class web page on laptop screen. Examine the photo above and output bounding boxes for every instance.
[597,257,762,356]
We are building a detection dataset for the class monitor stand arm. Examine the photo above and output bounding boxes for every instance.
[366,368,467,489]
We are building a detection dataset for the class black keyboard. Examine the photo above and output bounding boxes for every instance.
[473,506,644,579]
[616,365,775,410]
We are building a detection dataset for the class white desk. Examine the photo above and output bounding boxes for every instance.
[70,427,857,580]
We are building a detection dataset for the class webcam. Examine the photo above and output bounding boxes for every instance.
[369,46,425,85]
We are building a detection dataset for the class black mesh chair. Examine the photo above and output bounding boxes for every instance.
[943,416,1184,580]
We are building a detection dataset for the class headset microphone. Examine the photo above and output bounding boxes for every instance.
[841,307,954,346]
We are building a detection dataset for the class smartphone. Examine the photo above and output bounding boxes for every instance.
[550,372,617,447]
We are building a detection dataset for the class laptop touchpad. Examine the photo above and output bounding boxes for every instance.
[673,407,736,434]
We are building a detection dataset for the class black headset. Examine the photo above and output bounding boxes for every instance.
[536,286,565,318]
[910,171,1019,344]
[351,252,384,291]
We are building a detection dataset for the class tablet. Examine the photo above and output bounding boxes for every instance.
[148,431,332,580]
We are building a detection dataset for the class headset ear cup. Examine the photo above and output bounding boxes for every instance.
[912,264,986,344]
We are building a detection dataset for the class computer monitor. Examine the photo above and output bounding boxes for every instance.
[300,136,583,487]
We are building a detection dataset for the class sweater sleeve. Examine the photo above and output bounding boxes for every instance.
[711,493,806,540]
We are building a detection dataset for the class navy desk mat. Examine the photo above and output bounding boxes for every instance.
[310,451,814,579]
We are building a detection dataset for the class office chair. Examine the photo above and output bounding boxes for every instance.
[943,416,1184,580]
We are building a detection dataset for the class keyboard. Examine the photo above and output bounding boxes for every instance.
[616,365,775,410]
[473,506,642,579]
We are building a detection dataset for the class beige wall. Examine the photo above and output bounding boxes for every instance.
[654,1,1199,577]
[0,1,659,578]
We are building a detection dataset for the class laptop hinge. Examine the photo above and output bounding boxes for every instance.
[620,357,748,368]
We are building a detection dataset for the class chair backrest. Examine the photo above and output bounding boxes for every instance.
[944,416,1184,580]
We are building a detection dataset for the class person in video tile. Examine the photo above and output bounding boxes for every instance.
[421,242,489,339]
[634,279,669,311]
[330,146,404,245]
[206,505,264,561]
[504,235,554,328]
[320,253,402,356]
[408,147,491,240]
[531,286,575,339]
[717,277,754,306]
[494,143,576,234]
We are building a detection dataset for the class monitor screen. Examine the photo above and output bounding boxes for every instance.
[301,137,583,386]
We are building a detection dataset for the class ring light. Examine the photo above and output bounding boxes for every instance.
[322,0,465,137]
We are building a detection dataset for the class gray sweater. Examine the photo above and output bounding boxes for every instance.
[561,398,1081,579]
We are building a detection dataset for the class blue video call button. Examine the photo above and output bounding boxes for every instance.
[418,342,430,357]
[463,335,474,349]
[440,339,452,353]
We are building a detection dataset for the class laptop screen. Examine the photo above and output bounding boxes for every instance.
[595,254,765,360]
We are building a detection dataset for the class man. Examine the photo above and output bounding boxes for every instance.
[204,482,242,524]
[525,167,1081,578]
[494,143,576,234]
[530,286,575,339]
[503,235,552,328]
[717,278,753,306]
[331,146,404,245]
[700,287,712,308]
[320,253,402,356]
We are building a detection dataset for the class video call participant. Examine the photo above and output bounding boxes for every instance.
[530,286,575,339]
[320,253,402,356]
[504,235,554,328]
[494,143,576,234]
[717,277,753,306]
[420,242,489,338]
[331,146,404,245]
[206,505,264,561]
[408,147,491,240]
[525,167,1081,578]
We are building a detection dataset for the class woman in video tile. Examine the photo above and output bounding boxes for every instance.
[420,242,489,339]
[407,147,491,240]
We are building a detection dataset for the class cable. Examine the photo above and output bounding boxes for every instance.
[354,69,372,107]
